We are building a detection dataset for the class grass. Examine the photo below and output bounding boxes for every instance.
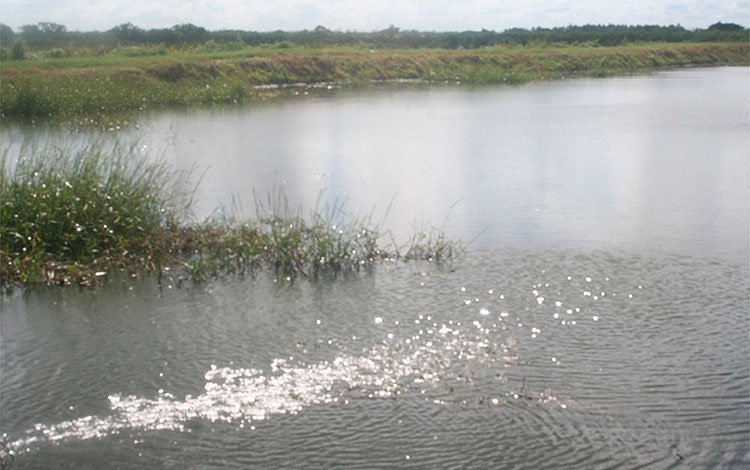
[0,139,194,286]
[1,42,747,124]
[0,141,462,289]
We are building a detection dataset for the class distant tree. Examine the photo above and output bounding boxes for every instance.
[11,40,25,60]
[20,22,67,47]
[312,25,332,44]
[441,33,460,49]
[0,23,15,47]
[110,23,146,44]
[170,23,209,44]
[145,28,175,44]
[2,22,746,53]
[38,22,67,35]
[19,24,41,42]
[708,22,744,31]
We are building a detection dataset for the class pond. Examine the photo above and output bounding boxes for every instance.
[1,67,748,469]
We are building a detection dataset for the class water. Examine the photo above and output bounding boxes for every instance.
[1,67,749,468]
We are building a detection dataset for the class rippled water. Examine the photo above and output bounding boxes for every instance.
[2,250,748,468]
[1,68,749,468]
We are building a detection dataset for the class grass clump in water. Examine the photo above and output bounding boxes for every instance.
[1,143,461,289]
[1,139,194,287]
[403,226,461,261]
[178,190,454,283]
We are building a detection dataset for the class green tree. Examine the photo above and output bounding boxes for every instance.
[0,23,15,47]
[20,22,67,47]
[110,23,146,44]
[170,23,209,44]
[708,22,744,31]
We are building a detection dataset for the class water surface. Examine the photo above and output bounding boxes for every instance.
[131,66,749,260]
[1,67,748,469]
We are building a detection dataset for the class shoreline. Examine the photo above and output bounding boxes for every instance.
[1,42,747,124]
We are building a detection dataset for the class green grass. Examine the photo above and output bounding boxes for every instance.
[0,139,194,286]
[0,44,378,71]
[0,141,462,289]
[1,42,747,124]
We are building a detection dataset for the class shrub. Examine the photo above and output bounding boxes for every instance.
[4,85,57,118]
[11,40,24,60]
[46,48,67,58]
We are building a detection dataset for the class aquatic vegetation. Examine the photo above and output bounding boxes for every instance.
[0,143,459,290]
[402,226,462,262]
[173,189,452,283]
[0,139,194,287]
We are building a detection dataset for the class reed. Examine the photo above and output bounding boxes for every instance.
[0,139,195,286]
[0,142,458,289]
[178,190,399,283]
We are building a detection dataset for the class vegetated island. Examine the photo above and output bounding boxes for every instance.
[0,140,460,290]
[0,22,748,124]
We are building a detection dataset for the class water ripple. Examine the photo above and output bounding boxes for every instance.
[5,315,533,458]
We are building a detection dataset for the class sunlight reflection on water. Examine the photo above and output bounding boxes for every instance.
[7,312,531,456]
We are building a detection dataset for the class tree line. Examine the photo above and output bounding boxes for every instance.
[1,21,747,53]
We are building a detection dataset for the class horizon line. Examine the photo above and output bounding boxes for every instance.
[3,21,748,34]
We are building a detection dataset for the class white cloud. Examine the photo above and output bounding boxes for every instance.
[1,0,747,31]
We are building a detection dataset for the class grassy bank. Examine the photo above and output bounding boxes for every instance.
[0,142,460,289]
[1,42,747,123]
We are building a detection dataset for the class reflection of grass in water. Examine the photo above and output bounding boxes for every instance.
[0,140,461,290]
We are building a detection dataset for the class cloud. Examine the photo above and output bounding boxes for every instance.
[1,0,747,31]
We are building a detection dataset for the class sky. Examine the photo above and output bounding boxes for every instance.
[2,0,748,32]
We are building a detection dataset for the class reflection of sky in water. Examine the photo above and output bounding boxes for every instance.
[145,68,748,259]
[1,68,747,259]
[0,69,747,468]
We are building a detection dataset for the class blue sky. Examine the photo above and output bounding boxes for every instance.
[2,0,748,32]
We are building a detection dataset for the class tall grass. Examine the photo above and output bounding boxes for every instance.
[177,189,437,283]
[253,189,387,277]
[1,139,194,286]
[0,142,460,289]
